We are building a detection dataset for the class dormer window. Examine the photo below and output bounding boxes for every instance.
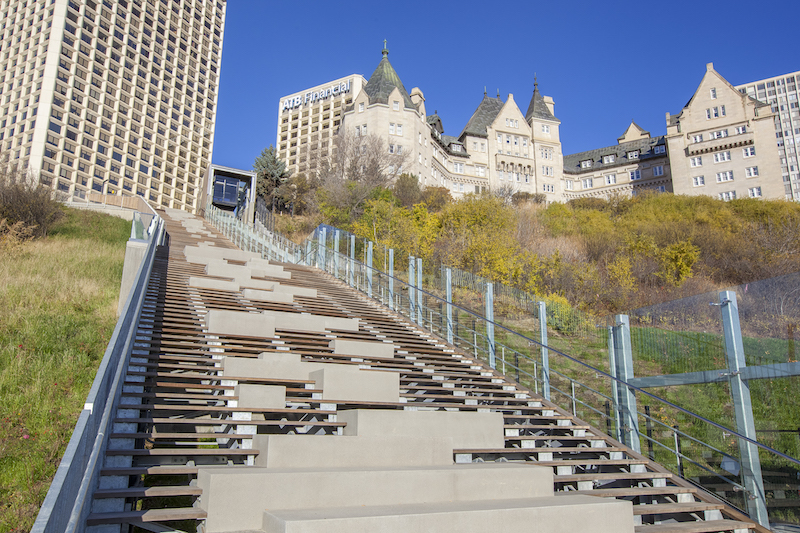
[602,154,615,164]
[654,145,666,154]
[393,100,399,110]
[580,159,592,169]
[628,151,639,159]
[452,144,461,152]
[358,102,364,113]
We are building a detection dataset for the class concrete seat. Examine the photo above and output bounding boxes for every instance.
[260,496,634,533]
[197,463,559,533]
[339,409,505,450]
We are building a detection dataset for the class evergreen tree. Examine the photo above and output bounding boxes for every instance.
[253,145,291,211]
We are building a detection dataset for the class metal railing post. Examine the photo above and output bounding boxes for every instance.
[538,301,550,401]
[388,249,394,311]
[719,291,768,526]
[612,314,641,453]
[445,268,453,344]
[349,235,355,287]
[318,227,327,271]
[334,230,340,279]
[486,282,495,369]
[367,241,373,298]
[416,257,423,326]
[408,256,416,322]
[608,326,622,442]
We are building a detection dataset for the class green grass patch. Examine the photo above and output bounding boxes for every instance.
[0,207,131,531]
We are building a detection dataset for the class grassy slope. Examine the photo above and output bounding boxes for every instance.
[0,207,130,532]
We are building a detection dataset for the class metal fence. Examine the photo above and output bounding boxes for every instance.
[205,211,800,528]
[32,211,165,533]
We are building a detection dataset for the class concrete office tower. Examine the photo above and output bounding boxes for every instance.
[0,0,226,213]
[737,71,800,200]
[666,63,782,201]
[277,74,367,178]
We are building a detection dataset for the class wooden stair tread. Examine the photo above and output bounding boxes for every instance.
[634,519,756,533]
[86,507,207,525]
[555,472,673,482]
[562,487,698,497]
[631,502,724,515]
[94,486,203,498]
[105,447,258,456]
[110,432,253,439]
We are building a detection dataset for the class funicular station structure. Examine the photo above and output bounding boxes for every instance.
[33,206,774,533]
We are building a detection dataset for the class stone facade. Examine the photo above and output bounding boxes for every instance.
[666,63,782,200]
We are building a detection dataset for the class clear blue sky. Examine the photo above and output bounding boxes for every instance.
[211,0,800,171]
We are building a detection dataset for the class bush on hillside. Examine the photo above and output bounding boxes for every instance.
[0,170,63,237]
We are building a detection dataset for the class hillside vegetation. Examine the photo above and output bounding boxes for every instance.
[0,200,130,531]
[293,182,800,315]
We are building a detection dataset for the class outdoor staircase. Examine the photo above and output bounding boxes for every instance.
[84,209,766,533]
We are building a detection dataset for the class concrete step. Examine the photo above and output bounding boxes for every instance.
[261,495,633,533]
[198,463,555,533]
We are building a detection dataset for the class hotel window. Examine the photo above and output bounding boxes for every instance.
[397,124,402,135]
[580,159,592,169]
[690,156,703,167]
[392,100,399,110]
[362,124,367,135]
[716,170,734,182]
[602,154,615,164]
[454,162,464,173]
[542,124,550,133]
[706,106,726,119]
[389,123,395,134]
[735,125,746,134]
[719,190,736,201]
[358,102,364,112]
[543,183,555,193]
[692,134,703,143]
[542,166,553,176]
[605,174,616,185]
[496,134,502,150]
[653,165,664,176]
[713,151,731,163]
[582,178,593,189]
[630,170,641,180]
[628,151,639,159]
[473,142,477,150]
[710,87,717,99]
[693,176,705,187]
[565,180,573,190]
[452,144,461,152]
[354,125,360,136]
[541,147,553,160]
[480,142,485,152]
[388,144,395,154]
[745,166,759,177]
[748,186,762,198]
[710,129,728,139]
[654,145,666,154]
[476,166,485,177]
[743,146,756,158]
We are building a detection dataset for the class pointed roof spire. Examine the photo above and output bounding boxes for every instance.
[525,78,558,123]
[484,86,487,96]
[363,45,414,109]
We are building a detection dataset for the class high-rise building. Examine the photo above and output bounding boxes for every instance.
[276,74,366,178]
[736,71,800,200]
[0,0,226,213]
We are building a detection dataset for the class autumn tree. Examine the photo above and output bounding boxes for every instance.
[316,131,407,226]
[393,173,422,207]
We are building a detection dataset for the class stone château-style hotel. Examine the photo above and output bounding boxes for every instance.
[276,48,797,203]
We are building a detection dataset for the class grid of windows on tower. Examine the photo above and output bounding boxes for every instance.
[0,0,225,211]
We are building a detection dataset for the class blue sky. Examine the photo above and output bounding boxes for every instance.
[211,0,800,171]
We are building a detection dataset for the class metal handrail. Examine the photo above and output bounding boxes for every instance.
[32,214,164,533]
